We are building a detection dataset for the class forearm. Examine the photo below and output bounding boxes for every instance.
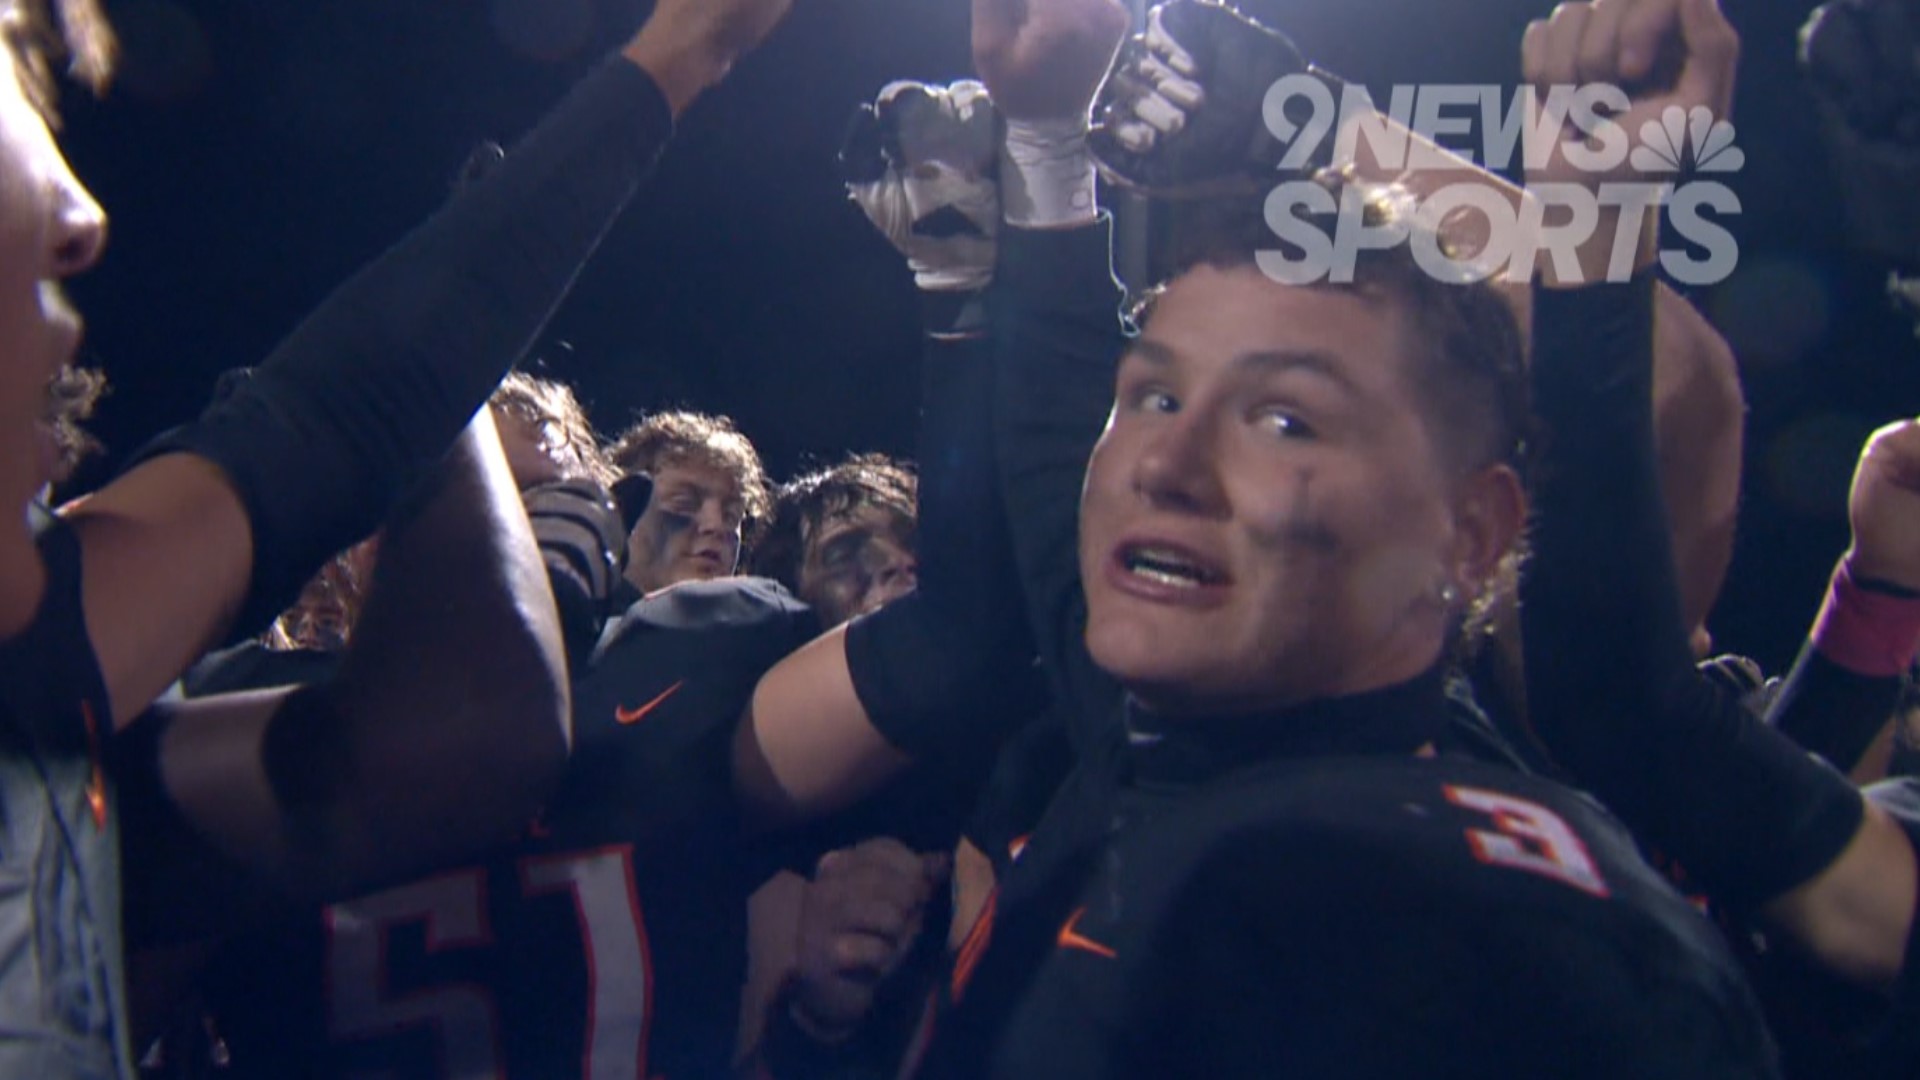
[852,298,1044,748]
[121,55,674,650]
[1770,638,1909,778]
[738,304,1047,826]
[1765,544,1920,780]
[1523,275,1880,944]
[912,293,1033,662]
[991,218,1128,707]
[118,418,566,943]
[313,409,570,889]
[1524,276,1693,714]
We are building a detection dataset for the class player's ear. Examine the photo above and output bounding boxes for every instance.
[1447,462,1525,593]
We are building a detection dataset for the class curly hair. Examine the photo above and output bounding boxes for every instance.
[607,410,772,529]
[3,0,116,124]
[40,363,104,485]
[265,541,375,653]
[490,372,617,487]
[749,453,918,592]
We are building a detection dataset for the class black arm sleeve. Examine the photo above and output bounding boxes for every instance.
[990,219,1131,737]
[1521,278,1864,912]
[135,56,674,638]
[113,688,336,948]
[1767,643,1905,774]
[842,293,1047,760]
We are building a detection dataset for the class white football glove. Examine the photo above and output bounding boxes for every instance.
[841,80,1001,292]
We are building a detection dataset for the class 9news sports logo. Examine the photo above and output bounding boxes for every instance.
[1257,77,1743,286]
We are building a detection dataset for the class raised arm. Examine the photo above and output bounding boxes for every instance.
[1516,0,1919,992]
[116,408,570,945]
[736,79,1046,826]
[1761,426,1920,780]
[978,0,1133,721]
[65,0,794,730]
[733,0,1138,826]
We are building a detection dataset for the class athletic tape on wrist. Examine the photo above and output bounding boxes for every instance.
[1001,118,1098,229]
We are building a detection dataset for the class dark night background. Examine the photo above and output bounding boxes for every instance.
[51,0,1920,675]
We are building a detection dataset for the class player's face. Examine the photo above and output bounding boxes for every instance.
[1078,264,1489,716]
[624,461,745,593]
[491,401,570,490]
[0,19,107,630]
[280,551,362,651]
[796,502,917,626]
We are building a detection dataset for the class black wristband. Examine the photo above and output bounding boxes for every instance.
[1769,645,1906,773]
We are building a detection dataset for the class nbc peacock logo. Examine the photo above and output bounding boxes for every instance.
[1631,106,1746,176]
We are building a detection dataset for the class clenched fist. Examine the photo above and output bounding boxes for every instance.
[1847,419,1920,592]
[974,0,1132,121]
[623,0,797,115]
[1521,0,1741,191]
[788,838,950,1041]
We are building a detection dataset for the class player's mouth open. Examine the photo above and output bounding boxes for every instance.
[1112,541,1228,591]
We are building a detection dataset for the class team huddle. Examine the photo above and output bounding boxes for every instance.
[6,0,1920,1075]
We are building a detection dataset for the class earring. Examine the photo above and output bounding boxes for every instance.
[1438,583,1460,607]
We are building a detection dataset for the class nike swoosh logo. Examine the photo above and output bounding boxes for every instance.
[1056,907,1116,960]
[615,680,685,725]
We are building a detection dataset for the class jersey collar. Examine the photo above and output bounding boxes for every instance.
[1119,667,1451,788]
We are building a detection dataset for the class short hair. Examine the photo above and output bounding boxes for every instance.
[41,363,104,484]
[749,453,918,593]
[607,409,772,529]
[1144,177,1532,648]
[3,0,116,124]
[489,371,617,487]
[1143,176,1531,479]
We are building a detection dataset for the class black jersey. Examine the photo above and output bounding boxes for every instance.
[204,578,819,1079]
[959,709,1074,876]
[0,508,133,1078]
[913,679,1777,1080]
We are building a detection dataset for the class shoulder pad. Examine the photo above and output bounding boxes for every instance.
[596,576,817,650]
